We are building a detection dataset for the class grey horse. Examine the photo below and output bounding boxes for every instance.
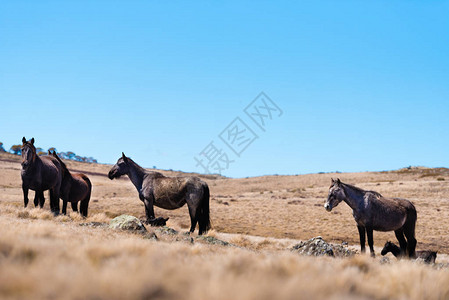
[21,137,63,214]
[108,153,211,235]
[324,178,417,258]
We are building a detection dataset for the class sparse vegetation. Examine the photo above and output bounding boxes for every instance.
[1,152,449,299]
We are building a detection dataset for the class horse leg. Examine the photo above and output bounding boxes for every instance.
[394,229,407,257]
[357,226,366,253]
[22,185,29,208]
[80,184,92,218]
[39,191,45,208]
[49,189,60,216]
[33,191,40,207]
[62,200,67,215]
[80,197,91,218]
[366,227,375,257]
[404,222,417,259]
[71,202,78,213]
[143,197,155,223]
[187,202,198,234]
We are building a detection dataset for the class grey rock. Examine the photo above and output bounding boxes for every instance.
[142,232,158,240]
[292,236,356,258]
[155,226,179,235]
[79,222,107,228]
[197,236,230,246]
[379,257,390,264]
[109,215,147,232]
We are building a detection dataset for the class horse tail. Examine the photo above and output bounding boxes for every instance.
[407,201,417,233]
[80,175,92,217]
[404,201,417,257]
[198,184,211,235]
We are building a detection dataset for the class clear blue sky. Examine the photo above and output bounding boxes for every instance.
[1,1,448,178]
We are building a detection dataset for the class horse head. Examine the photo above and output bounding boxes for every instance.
[381,241,394,256]
[108,152,130,180]
[324,178,345,211]
[21,137,36,169]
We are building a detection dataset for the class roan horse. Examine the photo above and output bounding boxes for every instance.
[21,137,63,214]
[108,153,211,235]
[51,151,92,217]
[324,178,417,258]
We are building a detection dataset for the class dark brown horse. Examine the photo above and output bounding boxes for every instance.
[381,241,436,264]
[108,153,211,235]
[21,137,63,214]
[324,178,417,258]
[51,151,92,217]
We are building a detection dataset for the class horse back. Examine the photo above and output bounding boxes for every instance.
[367,195,415,231]
[150,175,205,209]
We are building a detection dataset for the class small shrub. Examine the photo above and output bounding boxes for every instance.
[17,211,36,220]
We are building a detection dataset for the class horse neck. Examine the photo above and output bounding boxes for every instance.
[388,244,401,257]
[24,154,41,174]
[62,168,73,182]
[341,184,366,211]
[127,160,146,191]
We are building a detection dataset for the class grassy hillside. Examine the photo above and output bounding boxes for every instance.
[1,152,449,299]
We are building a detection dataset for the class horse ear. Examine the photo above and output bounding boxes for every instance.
[122,152,128,163]
[30,138,35,145]
[22,137,26,144]
[336,178,341,185]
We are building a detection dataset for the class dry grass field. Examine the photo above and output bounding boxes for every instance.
[1,152,449,299]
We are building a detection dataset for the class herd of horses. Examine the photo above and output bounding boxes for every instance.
[20,137,210,235]
[19,137,434,261]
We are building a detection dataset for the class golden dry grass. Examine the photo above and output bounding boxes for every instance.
[1,152,449,299]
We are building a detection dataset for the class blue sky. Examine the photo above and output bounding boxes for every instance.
[1,1,448,178]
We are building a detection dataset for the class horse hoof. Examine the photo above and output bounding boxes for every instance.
[147,217,168,227]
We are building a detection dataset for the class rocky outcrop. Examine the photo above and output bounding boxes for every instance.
[109,215,147,232]
[292,236,356,258]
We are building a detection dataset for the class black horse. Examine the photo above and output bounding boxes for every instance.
[381,241,436,264]
[21,137,63,214]
[108,153,211,235]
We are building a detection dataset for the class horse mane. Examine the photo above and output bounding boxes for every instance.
[342,182,383,198]
[51,151,70,176]
[126,157,164,178]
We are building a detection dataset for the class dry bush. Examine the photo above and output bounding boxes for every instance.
[2,154,449,299]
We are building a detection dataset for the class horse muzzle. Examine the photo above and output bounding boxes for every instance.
[108,170,119,180]
[324,203,332,212]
